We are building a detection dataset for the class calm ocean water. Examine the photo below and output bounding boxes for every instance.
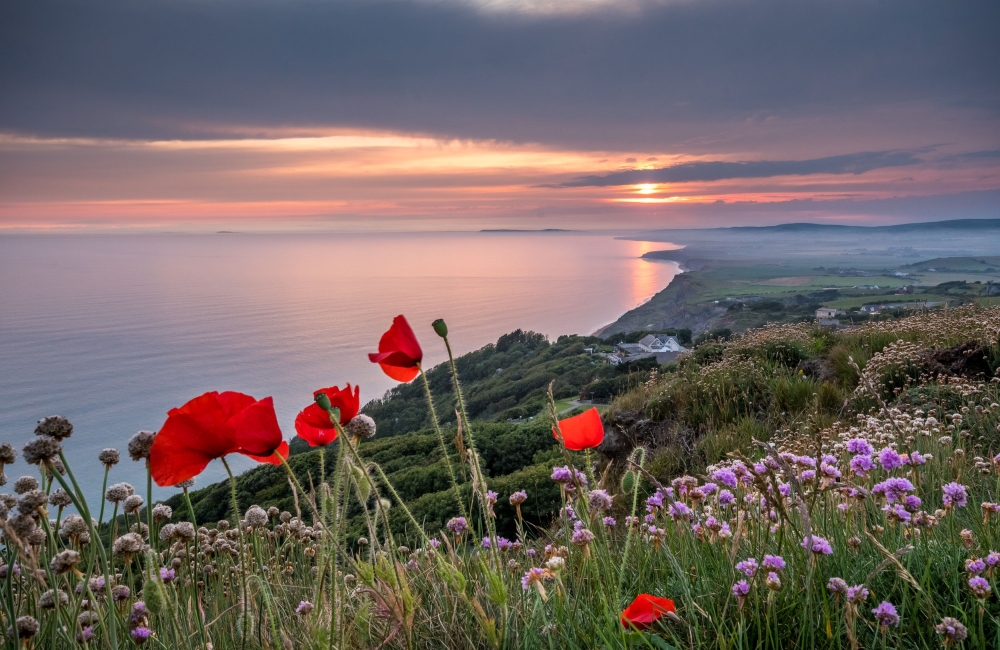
[0,231,678,504]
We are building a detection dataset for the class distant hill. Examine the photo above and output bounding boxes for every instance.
[720,218,1000,233]
[902,256,1000,272]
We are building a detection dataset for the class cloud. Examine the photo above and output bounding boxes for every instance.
[0,0,997,151]
[557,150,924,187]
[939,149,1000,162]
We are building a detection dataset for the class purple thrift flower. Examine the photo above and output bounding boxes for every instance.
[296,600,314,615]
[850,454,875,476]
[646,490,665,510]
[762,555,786,572]
[521,567,545,590]
[669,501,692,521]
[732,580,750,598]
[803,535,833,555]
[446,516,469,535]
[847,438,874,456]
[986,551,1000,567]
[878,447,904,472]
[130,602,149,626]
[846,585,869,604]
[800,469,817,483]
[159,568,175,583]
[700,482,719,496]
[429,538,441,549]
[561,505,577,520]
[571,527,595,546]
[712,468,738,488]
[778,483,791,497]
[821,464,841,479]
[509,490,527,505]
[736,558,759,578]
[828,578,848,596]
[718,490,735,506]
[872,601,900,628]
[130,627,152,644]
[872,477,915,504]
[603,516,616,527]
[903,495,922,512]
[966,558,987,575]
[969,576,992,599]
[497,537,514,551]
[589,489,613,511]
[551,466,573,483]
[883,504,911,523]
[481,536,491,549]
[907,451,927,466]
[943,482,968,508]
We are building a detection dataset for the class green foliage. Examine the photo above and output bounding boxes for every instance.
[362,329,611,436]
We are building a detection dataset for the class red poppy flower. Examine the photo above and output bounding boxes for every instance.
[368,315,423,382]
[620,593,675,630]
[553,407,604,451]
[294,384,360,447]
[150,391,286,487]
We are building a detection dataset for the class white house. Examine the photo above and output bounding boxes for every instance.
[815,308,838,319]
[615,343,646,356]
[637,334,687,353]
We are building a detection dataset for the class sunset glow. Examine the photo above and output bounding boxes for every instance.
[0,0,996,231]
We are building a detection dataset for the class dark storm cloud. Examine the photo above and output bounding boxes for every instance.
[557,150,924,187]
[940,150,1000,162]
[0,0,997,148]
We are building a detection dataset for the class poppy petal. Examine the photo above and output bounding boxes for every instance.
[381,315,423,363]
[314,384,360,424]
[370,315,423,382]
[368,350,419,369]
[294,405,338,446]
[553,407,605,451]
[621,594,675,630]
[380,362,420,383]
[227,396,283,456]
[150,411,236,487]
[241,440,289,466]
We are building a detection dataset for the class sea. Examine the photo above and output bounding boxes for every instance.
[0,230,679,505]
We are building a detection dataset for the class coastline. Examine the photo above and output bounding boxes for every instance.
[590,256,684,336]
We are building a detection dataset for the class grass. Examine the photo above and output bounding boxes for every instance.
[2,306,1000,649]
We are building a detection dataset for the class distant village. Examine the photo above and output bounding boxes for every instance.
[591,333,689,365]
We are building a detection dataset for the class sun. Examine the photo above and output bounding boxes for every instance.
[635,183,658,194]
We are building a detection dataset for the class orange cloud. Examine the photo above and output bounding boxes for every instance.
[1,130,997,231]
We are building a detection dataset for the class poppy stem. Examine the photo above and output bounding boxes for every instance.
[182,486,210,649]
[418,366,468,520]
[146,459,154,554]
[441,336,500,554]
[221,457,250,650]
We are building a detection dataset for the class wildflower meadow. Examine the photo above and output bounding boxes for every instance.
[2,308,1000,649]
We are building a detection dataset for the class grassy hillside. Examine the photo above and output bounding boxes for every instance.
[10,306,1000,650]
[354,328,661,438]
[170,328,662,539]
[167,307,1000,546]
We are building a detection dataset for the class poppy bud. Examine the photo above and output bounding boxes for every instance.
[432,319,448,338]
[314,392,332,411]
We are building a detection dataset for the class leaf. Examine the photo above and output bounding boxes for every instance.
[648,635,677,650]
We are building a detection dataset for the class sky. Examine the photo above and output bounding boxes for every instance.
[1,0,998,232]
